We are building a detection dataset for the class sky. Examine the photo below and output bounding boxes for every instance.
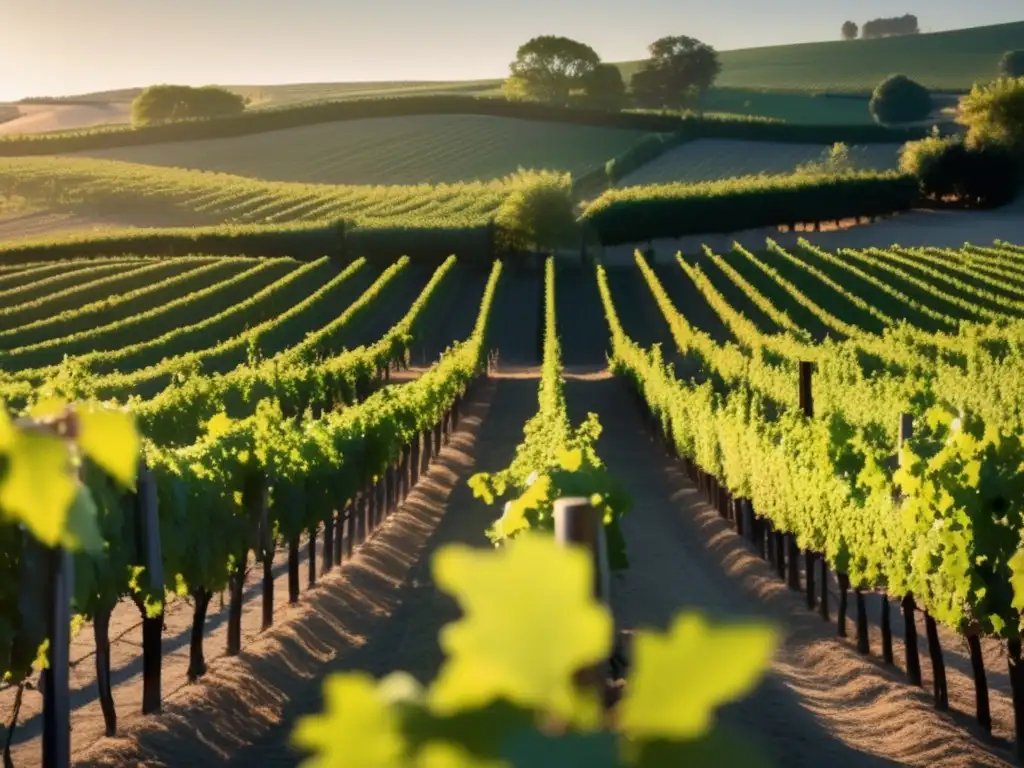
[1,1,1021,100]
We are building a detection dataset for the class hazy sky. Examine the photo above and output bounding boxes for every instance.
[1,1,1020,100]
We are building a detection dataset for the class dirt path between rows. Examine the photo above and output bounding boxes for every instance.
[565,373,1013,767]
[56,373,536,768]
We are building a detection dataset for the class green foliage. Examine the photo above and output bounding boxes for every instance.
[470,260,630,568]
[131,85,246,127]
[1001,51,1024,78]
[292,533,777,767]
[578,65,627,111]
[899,132,1021,207]
[507,36,602,107]
[841,21,858,41]
[958,76,1024,154]
[580,171,918,245]
[494,171,578,251]
[869,74,933,125]
[631,36,721,110]
[794,142,856,175]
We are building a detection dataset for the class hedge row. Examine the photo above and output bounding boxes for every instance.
[0,95,929,156]
[579,172,919,244]
[0,220,495,265]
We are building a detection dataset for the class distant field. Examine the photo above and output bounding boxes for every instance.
[619,139,901,186]
[0,103,131,136]
[76,114,649,185]
[692,21,1024,92]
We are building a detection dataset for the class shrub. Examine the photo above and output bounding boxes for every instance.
[580,171,918,245]
[795,142,856,175]
[494,171,578,251]
[1000,51,1024,79]
[900,133,1020,207]
[869,75,933,125]
[957,77,1024,155]
[131,85,247,127]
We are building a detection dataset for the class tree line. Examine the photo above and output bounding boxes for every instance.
[503,34,720,112]
[842,14,920,41]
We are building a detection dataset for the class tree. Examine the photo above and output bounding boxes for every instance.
[861,14,920,39]
[131,85,246,126]
[869,74,932,124]
[957,77,1024,155]
[495,171,577,251]
[578,64,626,110]
[630,36,720,110]
[900,132,1019,207]
[1000,51,1024,79]
[842,21,859,41]
[505,36,601,106]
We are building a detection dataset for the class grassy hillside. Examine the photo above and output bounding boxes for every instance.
[76,114,649,185]
[703,21,1024,92]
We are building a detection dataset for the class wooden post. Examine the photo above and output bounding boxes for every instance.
[333,507,344,565]
[880,595,893,664]
[902,594,922,686]
[251,476,273,631]
[819,557,830,621]
[805,551,815,610]
[411,434,421,486]
[837,572,849,638]
[41,546,72,768]
[322,510,334,576]
[799,361,814,419]
[307,523,317,589]
[774,532,785,580]
[787,535,800,591]
[924,613,948,710]
[967,635,992,733]
[553,498,612,696]
[855,589,869,654]
[287,538,300,603]
[136,466,163,714]
[93,607,117,735]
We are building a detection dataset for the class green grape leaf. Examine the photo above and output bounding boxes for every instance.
[292,673,406,768]
[77,405,140,489]
[0,428,75,546]
[429,533,612,723]
[61,483,104,554]
[617,613,777,741]
[1010,548,1024,613]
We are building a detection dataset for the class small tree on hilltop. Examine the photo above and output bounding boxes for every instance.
[842,21,859,41]
[869,74,932,125]
[578,64,626,111]
[131,85,246,126]
[1000,51,1024,79]
[505,36,601,107]
[630,35,721,110]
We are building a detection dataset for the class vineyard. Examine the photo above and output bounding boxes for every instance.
[617,139,901,186]
[0,156,516,230]
[4,237,1024,765]
[75,114,649,186]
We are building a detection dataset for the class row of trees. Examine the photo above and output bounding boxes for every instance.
[842,14,920,41]
[503,35,720,112]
